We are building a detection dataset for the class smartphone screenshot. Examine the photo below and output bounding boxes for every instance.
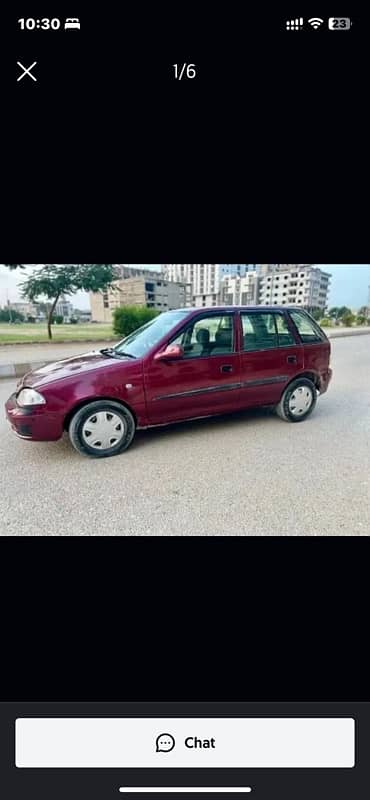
[1,6,369,800]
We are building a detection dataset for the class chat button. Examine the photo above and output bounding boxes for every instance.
[156,733,175,753]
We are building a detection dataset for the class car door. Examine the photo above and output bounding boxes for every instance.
[238,310,304,407]
[143,311,242,424]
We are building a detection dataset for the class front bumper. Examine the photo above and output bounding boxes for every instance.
[5,393,64,441]
[319,368,333,395]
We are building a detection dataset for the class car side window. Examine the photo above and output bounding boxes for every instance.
[171,314,234,358]
[274,313,296,346]
[241,313,278,351]
[289,310,324,343]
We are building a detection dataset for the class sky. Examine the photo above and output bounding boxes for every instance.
[0,264,369,310]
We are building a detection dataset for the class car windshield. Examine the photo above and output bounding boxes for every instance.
[113,310,190,358]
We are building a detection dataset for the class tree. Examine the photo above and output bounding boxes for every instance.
[113,306,160,337]
[328,306,352,323]
[310,307,324,321]
[19,264,118,340]
[0,308,25,322]
[341,311,356,327]
[358,305,369,319]
[3,264,26,270]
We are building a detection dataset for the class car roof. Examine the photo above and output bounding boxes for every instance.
[182,305,296,314]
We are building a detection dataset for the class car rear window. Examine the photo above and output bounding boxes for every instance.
[288,310,325,343]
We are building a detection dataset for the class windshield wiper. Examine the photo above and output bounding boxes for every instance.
[100,348,117,358]
[114,350,136,358]
[100,348,136,359]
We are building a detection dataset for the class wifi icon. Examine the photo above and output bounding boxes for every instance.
[308,17,324,29]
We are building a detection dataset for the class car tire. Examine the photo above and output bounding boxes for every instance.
[275,378,317,423]
[68,400,136,457]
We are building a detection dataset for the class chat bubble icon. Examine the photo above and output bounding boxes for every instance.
[156,733,175,753]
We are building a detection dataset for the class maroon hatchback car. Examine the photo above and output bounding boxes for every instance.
[5,306,332,458]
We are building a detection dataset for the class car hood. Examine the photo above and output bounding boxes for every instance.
[18,350,132,389]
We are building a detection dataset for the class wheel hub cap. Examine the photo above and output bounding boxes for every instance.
[288,386,313,416]
[82,411,125,450]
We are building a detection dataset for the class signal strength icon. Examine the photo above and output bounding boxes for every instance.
[308,17,324,29]
[286,17,303,30]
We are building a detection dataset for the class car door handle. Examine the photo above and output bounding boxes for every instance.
[287,355,297,364]
[220,364,233,373]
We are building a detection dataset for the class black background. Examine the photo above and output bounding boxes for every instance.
[0,1,369,722]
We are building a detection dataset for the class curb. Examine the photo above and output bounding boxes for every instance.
[326,329,370,339]
[0,361,53,380]
[0,329,369,381]
[0,337,119,347]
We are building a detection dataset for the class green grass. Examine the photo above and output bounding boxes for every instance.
[0,323,119,345]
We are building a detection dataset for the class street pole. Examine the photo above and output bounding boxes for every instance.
[6,290,13,323]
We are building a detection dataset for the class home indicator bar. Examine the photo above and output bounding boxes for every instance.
[118,790,252,794]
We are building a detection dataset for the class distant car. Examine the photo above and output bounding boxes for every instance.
[5,306,332,458]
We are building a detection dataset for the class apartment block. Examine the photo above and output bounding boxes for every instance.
[219,264,258,278]
[163,264,220,307]
[90,271,191,323]
[221,271,259,305]
[258,265,331,310]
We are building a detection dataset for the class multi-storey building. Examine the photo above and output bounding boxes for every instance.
[162,264,220,307]
[90,268,191,322]
[219,264,258,278]
[221,271,259,306]
[55,295,74,321]
[258,265,331,310]
[9,301,39,317]
[73,309,92,322]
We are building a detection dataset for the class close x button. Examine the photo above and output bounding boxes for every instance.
[17,61,37,82]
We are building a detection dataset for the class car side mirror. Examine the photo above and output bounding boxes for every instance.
[154,344,184,361]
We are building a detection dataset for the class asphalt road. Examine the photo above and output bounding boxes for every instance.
[0,336,369,536]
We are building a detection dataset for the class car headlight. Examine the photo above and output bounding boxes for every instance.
[17,388,46,407]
